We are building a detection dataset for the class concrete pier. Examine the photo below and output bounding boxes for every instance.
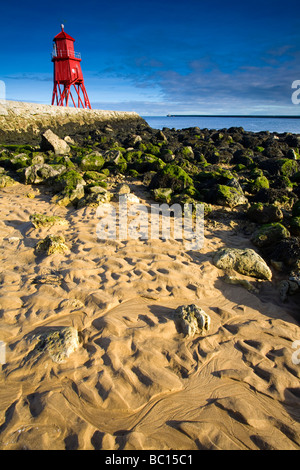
[0,100,147,144]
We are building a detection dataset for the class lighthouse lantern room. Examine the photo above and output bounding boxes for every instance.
[51,25,91,108]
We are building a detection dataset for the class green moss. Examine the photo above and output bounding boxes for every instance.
[50,155,75,169]
[251,222,290,248]
[128,169,140,177]
[114,155,127,173]
[250,168,264,178]
[144,154,166,171]
[152,187,173,203]
[135,142,147,152]
[247,203,283,224]
[30,213,67,228]
[160,148,174,158]
[124,150,143,162]
[111,145,126,153]
[214,185,247,208]
[11,154,32,169]
[127,154,165,173]
[83,171,107,184]
[278,158,299,177]
[56,170,84,191]
[178,146,194,159]
[255,146,265,153]
[53,170,86,206]
[144,143,161,156]
[1,144,34,154]
[160,164,194,190]
[79,153,105,171]
[0,174,17,188]
[278,175,294,190]
[233,164,246,172]
[35,235,69,255]
[249,175,270,193]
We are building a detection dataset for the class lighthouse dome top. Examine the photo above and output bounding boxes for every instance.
[53,25,75,42]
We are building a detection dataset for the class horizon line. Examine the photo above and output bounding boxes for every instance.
[162,114,300,119]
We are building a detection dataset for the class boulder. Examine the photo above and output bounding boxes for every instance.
[251,223,290,248]
[32,326,80,363]
[252,188,297,208]
[247,203,283,224]
[30,213,67,228]
[152,187,173,203]
[0,174,17,188]
[117,183,131,195]
[52,169,86,206]
[213,247,272,280]
[248,176,270,193]
[24,163,65,184]
[212,184,248,208]
[35,234,69,255]
[174,304,210,337]
[41,129,71,155]
[149,164,194,193]
[79,151,105,171]
[264,237,300,270]
[77,187,111,208]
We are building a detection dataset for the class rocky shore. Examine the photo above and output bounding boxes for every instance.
[0,107,300,450]
[1,114,299,287]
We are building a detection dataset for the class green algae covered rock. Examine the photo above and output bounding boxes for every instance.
[213,184,248,208]
[83,170,107,185]
[174,304,211,337]
[278,158,299,177]
[149,164,194,193]
[249,175,270,193]
[213,247,272,280]
[0,174,17,188]
[52,169,86,207]
[35,234,69,255]
[247,203,283,224]
[24,163,66,184]
[152,187,173,203]
[77,186,111,208]
[30,213,67,229]
[79,151,105,171]
[10,153,31,169]
[251,223,290,248]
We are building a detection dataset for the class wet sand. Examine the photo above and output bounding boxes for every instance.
[0,181,299,450]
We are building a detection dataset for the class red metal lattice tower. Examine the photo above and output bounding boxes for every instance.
[51,25,91,108]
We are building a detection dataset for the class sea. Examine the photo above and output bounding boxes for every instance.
[142,116,300,134]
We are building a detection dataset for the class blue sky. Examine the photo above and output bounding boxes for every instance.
[1,0,300,115]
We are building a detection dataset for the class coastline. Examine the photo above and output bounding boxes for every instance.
[0,106,299,450]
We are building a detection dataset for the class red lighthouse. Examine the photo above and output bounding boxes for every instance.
[51,25,91,108]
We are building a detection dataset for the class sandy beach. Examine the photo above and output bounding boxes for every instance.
[0,178,299,450]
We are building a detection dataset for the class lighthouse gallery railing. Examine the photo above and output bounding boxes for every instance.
[52,50,81,59]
